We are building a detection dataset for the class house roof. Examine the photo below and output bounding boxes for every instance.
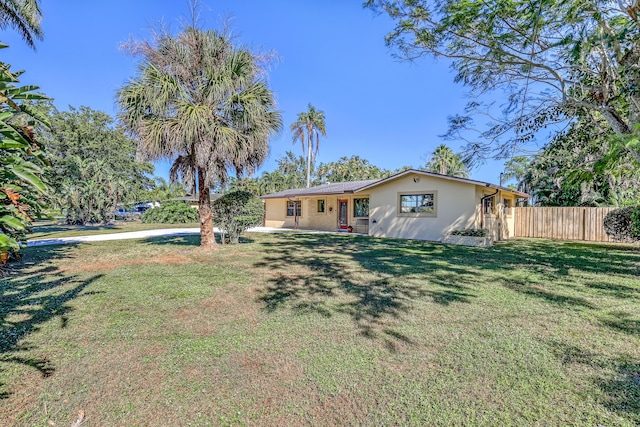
[354,169,530,198]
[260,179,379,199]
[260,169,530,199]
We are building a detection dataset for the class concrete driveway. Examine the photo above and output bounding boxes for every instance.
[26,226,341,247]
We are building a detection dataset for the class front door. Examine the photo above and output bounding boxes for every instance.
[338,199,348,229]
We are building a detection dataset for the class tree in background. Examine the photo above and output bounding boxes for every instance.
[316,155,389,183]
[0,0,43,49]
[119,23,281,249]
[44,106,154,224]
[145,177,186,203]
[424,144,469,178]
[365,0,640,165]
[290,104,326,188]
[226,176,260,195]
[255,151,307,195]
[0,48,48,259]
[227,152,412,196]
[523,115,640,206]
[141,201,198,224]
[501,156,531,192]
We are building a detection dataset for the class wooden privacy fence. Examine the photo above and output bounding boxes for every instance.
[514,207,618,242]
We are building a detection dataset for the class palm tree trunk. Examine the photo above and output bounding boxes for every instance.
[306,135,312,188]
[197,167,218,249]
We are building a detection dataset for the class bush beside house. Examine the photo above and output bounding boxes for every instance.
[603,206,640,241]
[141,201,199,224]
[212,191,264,244]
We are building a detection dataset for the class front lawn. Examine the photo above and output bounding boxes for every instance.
[1,234,638,426]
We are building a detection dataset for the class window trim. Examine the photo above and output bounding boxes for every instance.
[397,191,437,217]
[317,198,326,214]
[353,197,369,218]
[503,198,513,217]
[483,195,495,216]
[286,200,301,217]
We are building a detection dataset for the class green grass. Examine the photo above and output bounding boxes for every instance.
[1,233,639,426]
[29,220,199,239]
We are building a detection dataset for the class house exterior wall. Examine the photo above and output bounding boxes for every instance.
[264,194,370,231]
[475,188,517,240]
[366,173,478,241]
[263,174,521,241]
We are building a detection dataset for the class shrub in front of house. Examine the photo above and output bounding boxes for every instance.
[450,228,489,237]
[212,191,264,244]
[141,201,199,224]
[603,206,640,241]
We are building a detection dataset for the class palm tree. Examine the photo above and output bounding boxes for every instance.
[502,155,532,192]
[149,177,185,202]
[118,26,282,248]
[290,104,326,188]
[0,0,43,49]
[425,144,470,178]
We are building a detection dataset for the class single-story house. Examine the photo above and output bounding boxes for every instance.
[260,169,529,241]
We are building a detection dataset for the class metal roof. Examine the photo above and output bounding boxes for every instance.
[260,179,379,199]
[354,169,530,198]
[260,170,530,199]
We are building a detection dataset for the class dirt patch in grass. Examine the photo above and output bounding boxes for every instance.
[58,254,195,274]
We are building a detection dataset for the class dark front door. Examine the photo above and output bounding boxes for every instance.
[338,199,348,229]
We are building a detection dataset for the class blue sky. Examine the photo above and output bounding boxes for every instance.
[4,0,508,184]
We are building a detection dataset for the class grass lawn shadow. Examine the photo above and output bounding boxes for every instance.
[546,339,640,425]
[142,233,255,247]
[0,246,103,399]
[255,234,474,348]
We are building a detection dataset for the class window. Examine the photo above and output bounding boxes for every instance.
[354,198,369,217]
[398,192,436,216]
[286,200,301,217]
[483,196,494,215]
[503,198,512,216]
[317,199,325,213]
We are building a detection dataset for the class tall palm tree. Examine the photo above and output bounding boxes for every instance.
[118,26,282,248]
[0,0,43,49]
[290,104,326,188]
[425,144,470,178]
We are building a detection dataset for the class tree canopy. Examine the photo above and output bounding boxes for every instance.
[516,114,640,206]
[316,155,395,182]
[44,106,154,224]
[0,0,43,49]
[424,144,469,177]
[365,0,640,163]
[118,23,281,248]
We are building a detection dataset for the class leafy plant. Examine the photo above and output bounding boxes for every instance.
[212,191,264,244]
[450,229,489,237]
[604,206,640,241]
[141,201,198,224]
[45,106,154,224]
[0,45,49,261]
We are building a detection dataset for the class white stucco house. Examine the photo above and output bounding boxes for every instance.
[260,169,529,242]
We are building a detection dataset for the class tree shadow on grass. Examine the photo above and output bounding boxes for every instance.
[254,233,640,343]
[255,234,474,350]
[142,233,255,247]
[546,339,640,425]
[0,245,103,399]
[599,360,640,424]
